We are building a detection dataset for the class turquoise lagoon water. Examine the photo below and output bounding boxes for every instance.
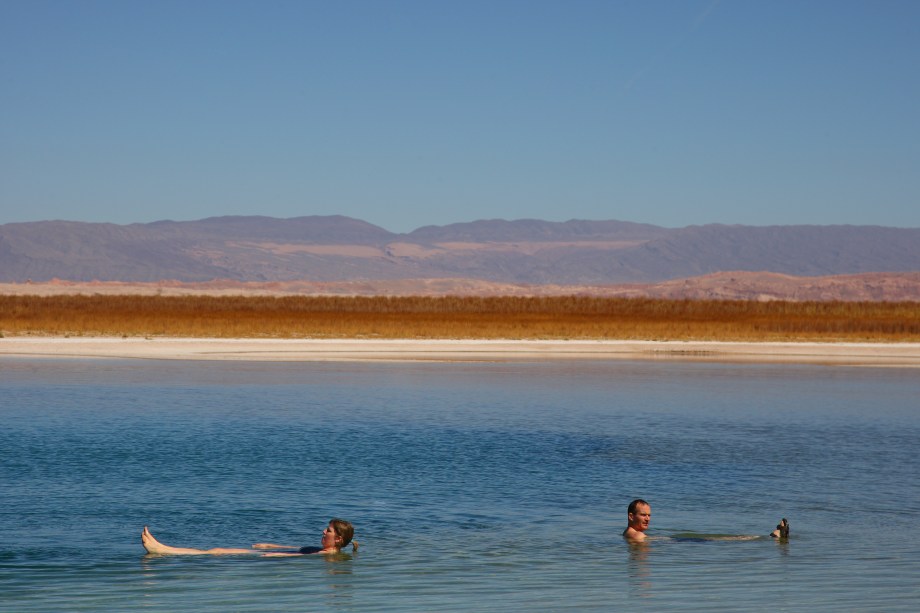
[1,357,918,611]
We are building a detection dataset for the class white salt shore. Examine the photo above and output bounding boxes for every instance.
[2,337,920,367]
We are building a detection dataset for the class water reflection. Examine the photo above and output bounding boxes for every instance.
[774,537,791,557]
[322,556,354,609]
[626,541,653,599]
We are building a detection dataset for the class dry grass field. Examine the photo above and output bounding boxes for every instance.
[2,294,919,342]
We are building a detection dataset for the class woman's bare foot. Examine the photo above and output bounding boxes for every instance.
[142,526,175,554]
[142,526,209,555]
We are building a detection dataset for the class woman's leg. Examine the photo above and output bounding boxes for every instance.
[142,526,257,555]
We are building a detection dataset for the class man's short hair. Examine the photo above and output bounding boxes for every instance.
[628,499,649,514]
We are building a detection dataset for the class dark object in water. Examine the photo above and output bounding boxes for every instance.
[771,518,790,539]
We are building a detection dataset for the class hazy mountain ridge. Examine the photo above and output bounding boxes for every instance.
[1,217,919,289]
[406,218,669,242]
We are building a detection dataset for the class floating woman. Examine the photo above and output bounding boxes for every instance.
[141,518,358,556]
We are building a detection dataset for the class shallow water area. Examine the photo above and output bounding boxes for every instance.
[2,358,918,611]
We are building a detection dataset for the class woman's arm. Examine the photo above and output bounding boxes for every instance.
[263,547,335,557]
[252,542,297,550]
[261,551,306,557]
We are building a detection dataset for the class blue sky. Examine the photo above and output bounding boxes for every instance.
[2,0,918,232]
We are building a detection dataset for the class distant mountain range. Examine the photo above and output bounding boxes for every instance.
[1,216,919,296]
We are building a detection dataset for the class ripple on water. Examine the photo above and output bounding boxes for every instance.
[2,359,919,611]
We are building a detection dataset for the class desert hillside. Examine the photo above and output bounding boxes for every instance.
[2,216,918,285]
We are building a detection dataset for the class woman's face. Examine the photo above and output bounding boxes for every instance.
[321,523,339,549]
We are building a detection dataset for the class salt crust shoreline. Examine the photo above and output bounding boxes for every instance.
[2,337,920,367]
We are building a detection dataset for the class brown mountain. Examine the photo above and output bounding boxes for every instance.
[1,216,918,285]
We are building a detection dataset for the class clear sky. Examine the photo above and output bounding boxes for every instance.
[2,0,918,232]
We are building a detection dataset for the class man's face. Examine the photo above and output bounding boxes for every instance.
[628,503,651,532]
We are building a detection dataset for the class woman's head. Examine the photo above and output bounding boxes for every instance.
[322,518,357,551]
[329,518,354,547]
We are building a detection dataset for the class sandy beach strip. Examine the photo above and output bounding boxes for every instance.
[2,337,920,367]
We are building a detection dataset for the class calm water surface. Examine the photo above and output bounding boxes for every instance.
[1,357,918,611]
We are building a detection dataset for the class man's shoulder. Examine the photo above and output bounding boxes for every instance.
[623,527,646,542]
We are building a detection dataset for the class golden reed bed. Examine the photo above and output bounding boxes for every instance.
[2,295,919,342]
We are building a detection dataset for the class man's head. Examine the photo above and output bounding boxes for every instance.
[627,499,651,532]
